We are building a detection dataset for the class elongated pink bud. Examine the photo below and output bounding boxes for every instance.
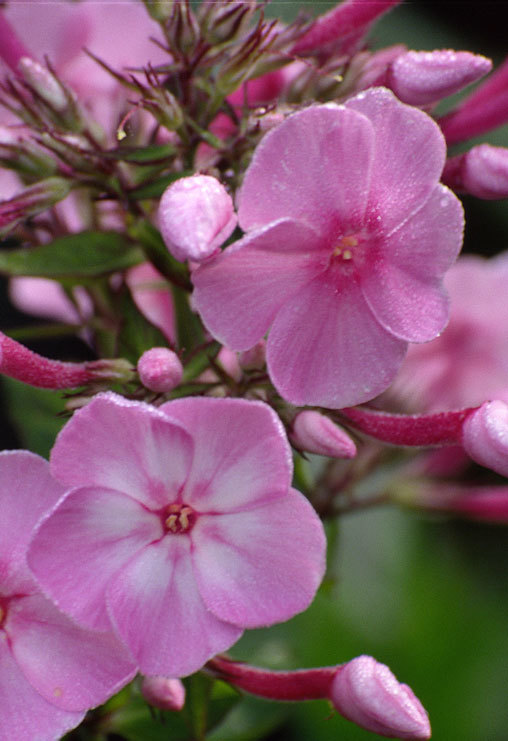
[330,656,431,739]
[291,410,356,458]
[208,656,337,701]
[439,56,508,145]
[291,0,401,56]
[209,655,430,739]
[340,406,475,447]
[388,50,491,106]
[141,676,186,711]
[137,347,183,393]
[462,400,508,477]
[443,145,508,199]
[158,175,237,263]
[0,332,132,389]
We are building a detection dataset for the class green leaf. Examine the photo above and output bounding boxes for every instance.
[129,171,192,200]
[103,143,177,164]
[106,695,193,741]
[0,231,143,279]
[1,377,66,458]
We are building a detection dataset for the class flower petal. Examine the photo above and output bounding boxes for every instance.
[27,486,161,631]
[0,450,65,592]
[107,537,242,677]
[267,274,407,408]
[345,87,446,232]
[160,397,292,512]
[8,593,136,712]
[360,185,464,342]
[238,105,374,237]
[0,640,83,741]
[192,218,326,350]
[50,392,193,508]
[192,488,326,628]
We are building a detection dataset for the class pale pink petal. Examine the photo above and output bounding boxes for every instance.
[192,218,327,350]
[378,184,464,278]
[360,184,463,342]
[107,537,242,677]
[9,278,82,325]
[160,397,292,511]
[8,593,136,711]
[267,275,407,408]
[362,263,449,343]
[50,392,193,508]
[345,87,446,232]
[0,450,65,590]
[27,486,162,631]
[0,641,83,741]
[462,401,508,477]
[192,489,326,628]
[237,105,375,237]
[126,263,176,345]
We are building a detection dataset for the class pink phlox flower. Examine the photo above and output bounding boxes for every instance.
[192,87,464,409]
[1,0,167,130]
[390,254,508,412]
[0,450,136,741]
[27,392,326,678]
[9,277,92,326]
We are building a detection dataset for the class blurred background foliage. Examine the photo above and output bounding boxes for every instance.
[2,1,508,739]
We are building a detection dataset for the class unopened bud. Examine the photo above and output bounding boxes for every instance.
[461,144,508,199]
[158,175,237,263]
[0,331,133,389]
[18,57,68,112]
[141,676,185,711]
[137,347,183,393]
[388,50,492,106]
[142,88,184,131]
[200,1,257,45]
[330,656,431,740]
[0,177,71,236]
[291,411,357,459]
[238,340,266,370]
[142,0,174,23]
[462,400,508,477]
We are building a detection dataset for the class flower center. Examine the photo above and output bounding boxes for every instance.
[332,235,358,261]
[164,503,196,534]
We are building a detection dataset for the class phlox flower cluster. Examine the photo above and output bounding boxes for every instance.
[2,0,508,739]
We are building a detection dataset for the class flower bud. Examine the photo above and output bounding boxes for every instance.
[291,411,356,459]
[388,50,492,106]
[330,656,431,740]
[142,0,175,23]
[158,175,237,263]
[462,400,508,477]
[0,331,133,389]
[0,177,71,237]
[141,676,185,711]
[137,348,183,393]
[238,340,266,370]
[18,57,68,112]
[461,144,508,199]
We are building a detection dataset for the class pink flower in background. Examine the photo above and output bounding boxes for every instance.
[1,0,166,129]
[126,262,177,345]
[391,254,508,412]
[192,87,464,408]
[0,451,136,741]
[28,393,326,677]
